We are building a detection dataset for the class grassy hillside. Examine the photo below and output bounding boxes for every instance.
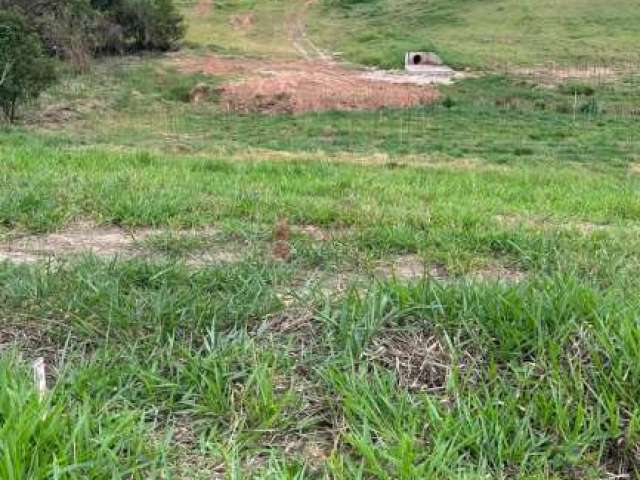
[182,0,301,57]
[29,57,640,164]
[310,0,640,68]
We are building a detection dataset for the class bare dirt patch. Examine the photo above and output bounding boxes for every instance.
[0,224,243,265]
[514,65,628,82]
[193,0,214,16]
[494,213,638,235]
[374,255,448,281]
[470,264,526,283]
[176,55,439,114]
[0,225,153,263]
[0,320,60,369]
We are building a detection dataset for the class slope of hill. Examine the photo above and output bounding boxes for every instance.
[310,0,640,68]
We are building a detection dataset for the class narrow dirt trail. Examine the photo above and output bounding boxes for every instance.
[286,0,331,61]
[174,0,457,114]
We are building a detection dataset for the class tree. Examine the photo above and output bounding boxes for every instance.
[0,0,98,70]
[114,0,184,51]
[0,10,56,122]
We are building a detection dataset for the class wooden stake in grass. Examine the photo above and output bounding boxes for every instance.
[273,217,290,261]
[32,357,47,400]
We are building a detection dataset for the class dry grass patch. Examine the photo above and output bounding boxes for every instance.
[469,263,527,283]
[374,255,448,281]
[366,330,481,393]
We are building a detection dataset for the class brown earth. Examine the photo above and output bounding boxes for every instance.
[193,0,214,16]
[230,12,255,31]
[0,224,241,265]
[176,55,440,114]
[0,225,153,263]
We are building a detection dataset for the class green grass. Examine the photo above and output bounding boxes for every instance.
[2,256,640,477]
[2,139,640,477]
[30,58,640,164]
[181,0,301,58]
[4,0,640,477]
[310,0,640,69]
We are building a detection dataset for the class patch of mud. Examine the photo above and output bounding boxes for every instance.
[176,55,440,114]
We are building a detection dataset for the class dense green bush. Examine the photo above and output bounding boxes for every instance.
[0,0,184,59]
[0,0,98,70]
[0,10,56,122]
[112,0,185,51]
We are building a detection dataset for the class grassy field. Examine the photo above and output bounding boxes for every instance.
[311,0,640,69]
[2,0,640,478]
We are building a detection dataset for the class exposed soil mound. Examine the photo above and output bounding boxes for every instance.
[177,55,440,114]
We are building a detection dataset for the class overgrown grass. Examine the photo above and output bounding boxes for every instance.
[2,257,640,477]
[3,1,640,477]
[2,136,640,476]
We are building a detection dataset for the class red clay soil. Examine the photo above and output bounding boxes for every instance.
[176,55,440,114]
[194,0,214,16]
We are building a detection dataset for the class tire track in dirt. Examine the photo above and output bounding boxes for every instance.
[286,0,331,61]
[173,0,454,114]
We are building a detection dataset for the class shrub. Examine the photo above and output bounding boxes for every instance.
[0,10,56,122]
[580,97,600,115]
[559,82,596,97]
[0,0,184,57]
[113,0,185,51]
[0,0,98,70]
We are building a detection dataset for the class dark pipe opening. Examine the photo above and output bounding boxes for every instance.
[412,54,422,64]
